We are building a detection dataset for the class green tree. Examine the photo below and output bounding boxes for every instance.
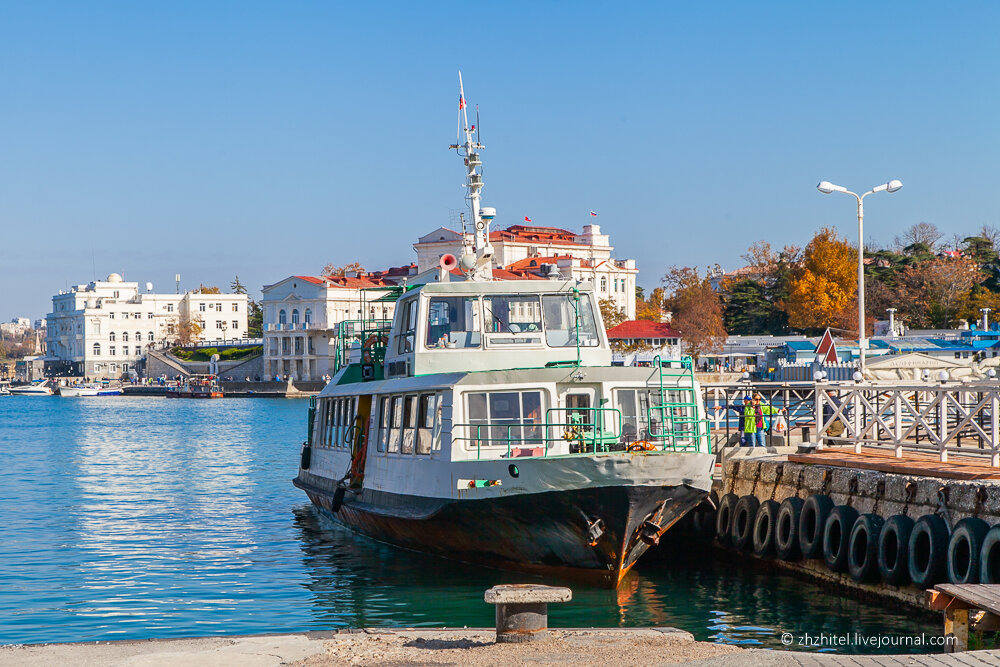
[724,279,786,335]
[230,275,248,294]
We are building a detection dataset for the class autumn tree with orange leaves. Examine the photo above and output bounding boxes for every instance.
[662,266,726,361]
[782,228,858,332]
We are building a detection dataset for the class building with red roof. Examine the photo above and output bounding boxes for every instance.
[414,222,638,318]
[605,320,683,366]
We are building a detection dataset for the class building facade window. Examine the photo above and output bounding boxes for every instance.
[291,309,300,325]
[122,332,129,342]
[93,343,100,355]
[281,338,290,355]
[110,346,116,356]
[148,331,154,341]
[232,320,239,330]
[294,337,303,355]
[122,346,128,356]
[232,303,239,312]
[167,304,174,313]
[304,308,312,324]
[279,310,287,325]
[109,332,116,341]
[199,303,206,312]
[600,276,607,292]
[110,312,115,319]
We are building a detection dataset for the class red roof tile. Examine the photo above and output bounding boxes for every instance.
[606,320,681,339]
[294,275,327,284]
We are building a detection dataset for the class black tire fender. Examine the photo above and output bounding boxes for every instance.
[731,495,760,552]
[947,517,990,584]
[847,513,884,583]
[799,494,834,559]
[716,493,739,545]
[330,485,346,513]
[979,524,1000,584]
[908,514,950,589]
[752,499,780,557]
[878,514,915,586]
[775,496,804,561]
[823,505,859,572]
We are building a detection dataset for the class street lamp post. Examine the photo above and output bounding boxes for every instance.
[817,179,903,374]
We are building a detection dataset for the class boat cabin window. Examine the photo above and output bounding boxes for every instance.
[416,393,435,455]
[377,397,390,452]
[425,297,481,349]
[319,397,355,449]
[388,395,403,452]
[541,294,600,348]
[396,299,418,354]
[401,395,417,454]
[377,392,440,455]
[614,389,662,443]
[466,390,543,449]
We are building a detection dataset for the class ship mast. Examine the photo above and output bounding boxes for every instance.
[449,72,495,281]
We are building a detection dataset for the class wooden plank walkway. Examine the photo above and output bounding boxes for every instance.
[787,448,1000,480]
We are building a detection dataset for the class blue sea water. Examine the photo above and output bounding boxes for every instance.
[0,396,936,651]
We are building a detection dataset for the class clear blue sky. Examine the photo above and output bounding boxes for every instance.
[2,1,998,319]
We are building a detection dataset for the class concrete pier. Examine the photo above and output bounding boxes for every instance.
[5,629,1000,666]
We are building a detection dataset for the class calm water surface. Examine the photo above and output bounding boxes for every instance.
[0,397,936,652]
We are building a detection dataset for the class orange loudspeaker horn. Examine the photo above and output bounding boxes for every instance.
[440,254,458,271]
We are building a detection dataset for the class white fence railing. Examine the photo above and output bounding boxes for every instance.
[815,382,1000,466]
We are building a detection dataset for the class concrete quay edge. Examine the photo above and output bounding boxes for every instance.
[3,628,1000,666]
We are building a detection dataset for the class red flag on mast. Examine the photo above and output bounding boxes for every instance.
[524,216,532,223]
[459,95,466,110]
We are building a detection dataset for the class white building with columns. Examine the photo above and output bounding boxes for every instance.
[45,273,248,379]
[261,270,408,381]
[413,223,638,319]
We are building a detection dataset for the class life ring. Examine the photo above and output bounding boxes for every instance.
[847,513,883,583]
[775,496,804,561]
[627,440,655,452]
[908,514,950,589]
[822,505,858,572]
[877,514,915,585]
[361,333,387,363]
[946,517,989,584]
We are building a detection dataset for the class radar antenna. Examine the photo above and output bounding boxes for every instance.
[448,72,495,280]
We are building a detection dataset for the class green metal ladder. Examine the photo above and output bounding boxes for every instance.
[647,355,711,452]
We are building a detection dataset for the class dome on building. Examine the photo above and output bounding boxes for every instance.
[106,273,123,283]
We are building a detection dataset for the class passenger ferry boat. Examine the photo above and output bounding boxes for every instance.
[293,76,714,587]
[165,376,223,399]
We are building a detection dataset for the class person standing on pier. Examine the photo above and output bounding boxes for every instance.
[744,393,780,447]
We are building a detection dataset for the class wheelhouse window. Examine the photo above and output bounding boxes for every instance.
[377,397,390,452]
[396,299,417,354]
[541,294,600,347]
[466,390,543,449]
[483,295,541,334]
[426,296,481,349]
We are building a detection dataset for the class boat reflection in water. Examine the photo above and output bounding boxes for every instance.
[293,506,937,653]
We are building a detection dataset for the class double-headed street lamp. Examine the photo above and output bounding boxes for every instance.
[816,179,903,374]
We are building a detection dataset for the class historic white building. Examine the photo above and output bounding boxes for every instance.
[45,273,248,378]
[261,271,409,381]
[413,223,638,319]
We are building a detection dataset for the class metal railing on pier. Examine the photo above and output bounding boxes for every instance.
[815,382,1000,466]
[702,382,817,445]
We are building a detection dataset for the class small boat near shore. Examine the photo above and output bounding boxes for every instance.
[9,380,54,396]
[59,384,123,397]
[166,376,224,399]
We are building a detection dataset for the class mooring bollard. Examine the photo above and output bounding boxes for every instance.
[484,584,572,643]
